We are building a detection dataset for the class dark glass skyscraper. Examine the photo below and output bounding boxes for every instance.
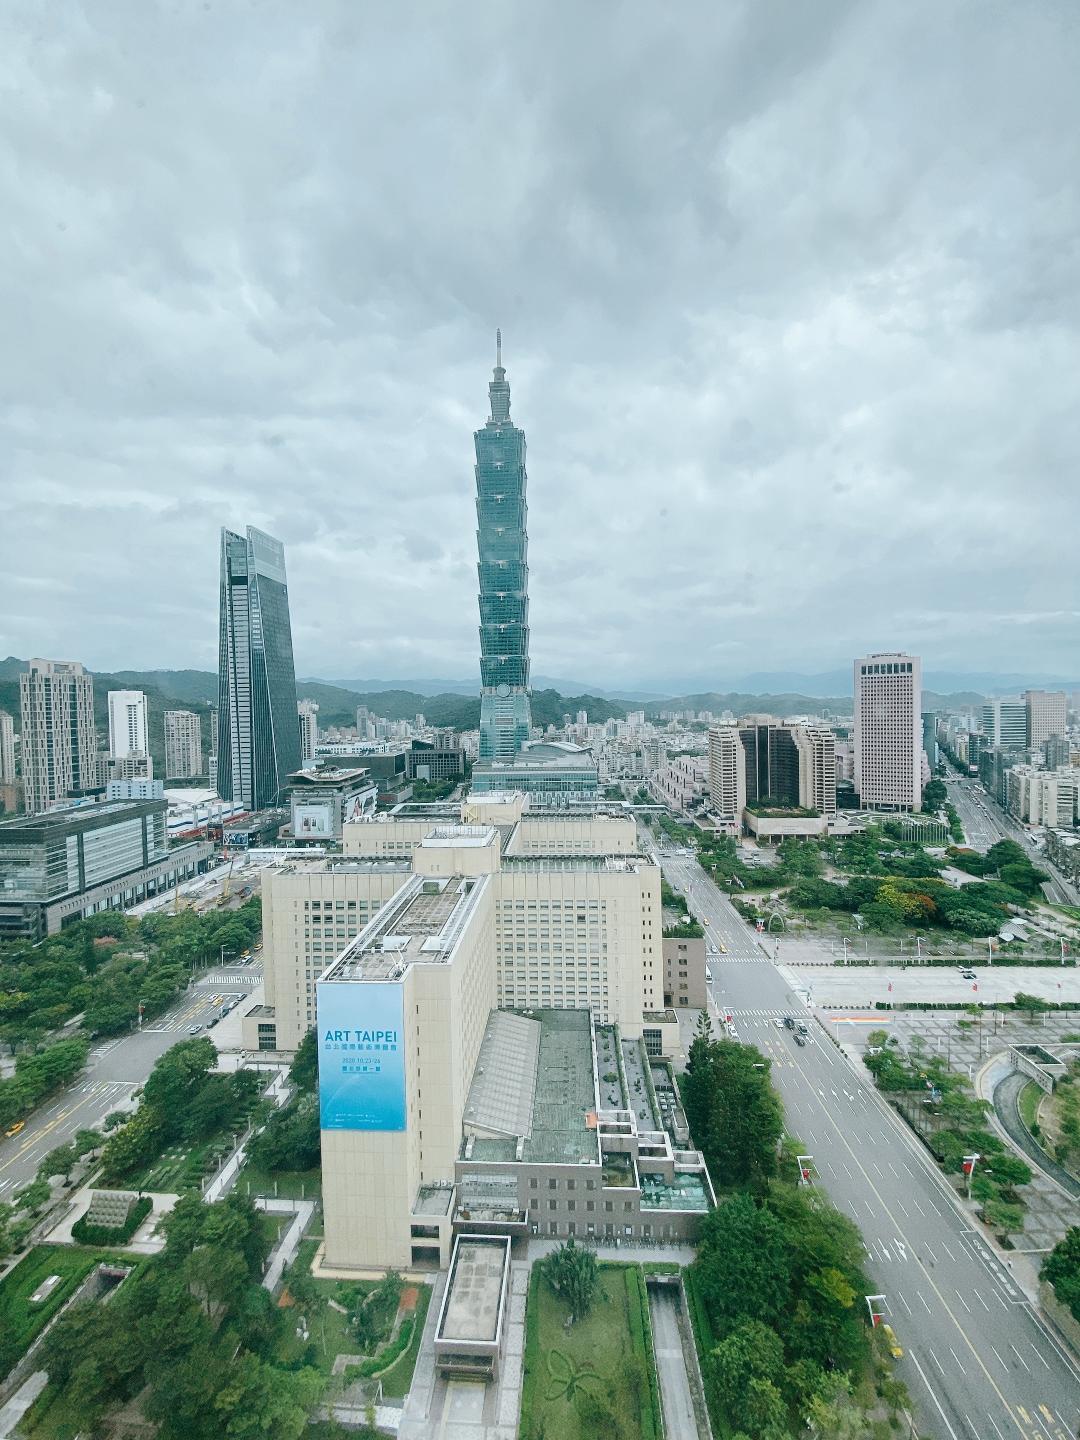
[475,332,533,761]
[217,526,302,810]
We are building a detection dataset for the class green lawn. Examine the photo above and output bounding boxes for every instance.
[0,1244,135,1380]
[1018,1080,1042,1133]
[377,1284,432,1399]
[121,1135,221,1192]
[239,1161,321,1200]
[519,1264,661,1440]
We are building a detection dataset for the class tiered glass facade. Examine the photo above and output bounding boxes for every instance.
[217,527,302,810]
[476,337,533,762]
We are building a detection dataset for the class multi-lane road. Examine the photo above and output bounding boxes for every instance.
[0,963,261,1200]
[945,776,1079,906]
[660,848,1080,1440]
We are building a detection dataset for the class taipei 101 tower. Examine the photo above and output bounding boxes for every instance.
[475,332,533,761]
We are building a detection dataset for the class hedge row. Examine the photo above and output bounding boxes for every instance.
[517,1266,542,1439]
[682,1266,724,1436]
[623,1266,662,1440]
[351,1314,415,1378]
[71,1196,153,1248]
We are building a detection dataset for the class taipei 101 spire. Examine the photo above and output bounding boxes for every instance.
[475,332,533,761]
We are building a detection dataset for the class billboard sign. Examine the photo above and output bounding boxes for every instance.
[343,791,373,825]
[294,801,334,838]
[318,981,407,1131]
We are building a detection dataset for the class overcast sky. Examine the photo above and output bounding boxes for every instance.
[1,1,1078,692]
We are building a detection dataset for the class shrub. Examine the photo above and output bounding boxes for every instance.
[71,1196,153,1247]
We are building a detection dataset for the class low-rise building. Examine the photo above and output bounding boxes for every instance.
[662,928,708,1009]
[0,798,210,940]
[289,766,378,843]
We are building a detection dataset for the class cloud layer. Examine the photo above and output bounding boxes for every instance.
[1,0,1078,688]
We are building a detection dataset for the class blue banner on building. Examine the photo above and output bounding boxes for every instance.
[317,981,407,1131]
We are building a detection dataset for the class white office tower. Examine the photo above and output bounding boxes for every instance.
[1024,690,1067,748]
[297,700,320,766]
[980,698,1028,753]
[164,711,204,780]
[107,691,149,759]
[853,653,922,812]
[0,711,15,785]
[706,725,745,823]
[19,659,98,814]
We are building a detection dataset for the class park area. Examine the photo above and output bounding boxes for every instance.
[0,1244,136,1382]
[276,1239,431,1402]
[519,1262,661,1440]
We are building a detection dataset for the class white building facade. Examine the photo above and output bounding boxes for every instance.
[853,653,922,812]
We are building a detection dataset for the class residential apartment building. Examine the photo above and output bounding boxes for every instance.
[0,711,15,786]
[652,754,708,813]
[853,653,922,812]
[164,710,204,780]
[107,690,149,759]
[19,659,98,815]
[706,725,745,825]
[297,700,319,766]
[1006,766,1079,828]
[1025,690,1067,749]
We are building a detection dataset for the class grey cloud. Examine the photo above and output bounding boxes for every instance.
[0,0,1077,689]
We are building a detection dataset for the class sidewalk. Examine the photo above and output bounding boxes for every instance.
[256,1196,317,1291]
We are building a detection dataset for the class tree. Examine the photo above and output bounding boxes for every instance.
[541,1239,599,1322]
[709,1320,784,1418]
[682,1038,783,1189]
[983,1198,1024,1237]
[1043,1226,1080,1321]
[694,1193,791,1329]
[38,1141,79,1180]
[289,1029,318,1092]
[211,1352,322,1440]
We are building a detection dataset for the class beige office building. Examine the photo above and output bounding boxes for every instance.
[246,799,696,1271]
[1024,690,1067,749]
[19,660,98,815]
[164,710,203,780]
[853,653,922,812]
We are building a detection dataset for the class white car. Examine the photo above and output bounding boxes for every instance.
[772,1017,785,1030]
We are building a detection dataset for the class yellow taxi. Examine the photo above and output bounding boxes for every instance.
[4,1120,25,1139]
[881,1323,903,1359]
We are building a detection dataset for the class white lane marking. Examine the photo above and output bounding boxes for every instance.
[896,1198,909,1217]
[1009,1343,1030,1371]
[897,1290,913,1316]
[894,1240,908,1261]
[986,1412,1007,1440]
[971,1288,990,1312]
[990,1344,1009,1370]
[1029,1343,1051,1370]
[954,1289,971,1313]
[918,1291,932,1314]
[926,1246,939,1264]
[907,1350,961,1440]
[949,1347,968,1375]
[942,1241,957,1261]
[912,1197,926,1215]
[931,1350,946,1375]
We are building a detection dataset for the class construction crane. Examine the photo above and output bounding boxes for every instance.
[218,857,236,907]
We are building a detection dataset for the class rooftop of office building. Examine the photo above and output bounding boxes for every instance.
[475,741,597,772]
[0,797,164,837]
[321,871,485,983]
[462,1007,598,1166]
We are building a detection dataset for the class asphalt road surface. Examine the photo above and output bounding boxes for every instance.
[945,777,1078,906]
[0,962,261,1200]
[661,849,1080,1440]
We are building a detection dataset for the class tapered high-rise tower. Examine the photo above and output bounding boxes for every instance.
[475,332,533,761]
[217,526,302,810]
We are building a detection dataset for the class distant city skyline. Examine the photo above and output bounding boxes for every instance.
[2,7,1078,686]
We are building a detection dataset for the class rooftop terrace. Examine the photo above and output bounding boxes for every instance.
[321,873,483,983]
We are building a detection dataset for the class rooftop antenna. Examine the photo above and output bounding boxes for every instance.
[496,328,502,370]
